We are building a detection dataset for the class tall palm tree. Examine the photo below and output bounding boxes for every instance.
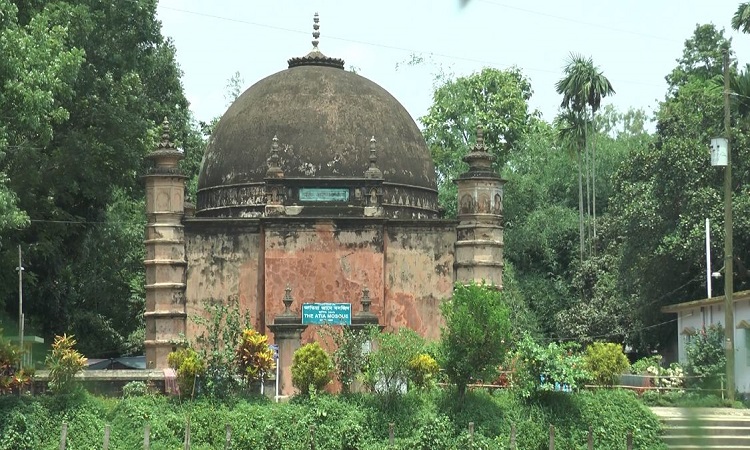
[555,110,587,262]
[732,3,750,34]
[555,53,615,258]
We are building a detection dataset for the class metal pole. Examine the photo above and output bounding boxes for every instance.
[17,245,24,365]
[723,50,735,402]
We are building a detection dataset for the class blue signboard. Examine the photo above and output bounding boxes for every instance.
[302,303,352,325]
[268,344,279,361]
[299,188,349,202]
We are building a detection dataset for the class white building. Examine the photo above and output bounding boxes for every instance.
[662,290,750,393]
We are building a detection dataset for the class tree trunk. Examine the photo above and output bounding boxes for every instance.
[584,117,592,256]
[577,149,585,264]
[591,109,597,256]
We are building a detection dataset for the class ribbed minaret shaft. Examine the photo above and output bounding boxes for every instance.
[143,118,188,368]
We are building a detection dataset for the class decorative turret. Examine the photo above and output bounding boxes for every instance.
[453,125,505,288]
[143,117,188,368]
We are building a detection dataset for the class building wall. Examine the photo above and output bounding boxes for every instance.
[675,301,750,393]
[184,218,456,345]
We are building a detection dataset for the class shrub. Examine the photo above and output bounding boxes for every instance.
[0,331,25,395]
[631,354,663,375]
[685,324,726,392]
[440,282,512,400]
[408,353,439,390]
[168,346,205,397]
[291,342,332,395]
[122,381,150,398]
[584,342,629,386]
[192,297,251,398]
[45,334,86,394]
[320,325,372,394]
[236,328,275,387]
[514,334,590,398]
[362,328,425,396]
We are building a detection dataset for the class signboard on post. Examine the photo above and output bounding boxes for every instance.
[302,303,352,325]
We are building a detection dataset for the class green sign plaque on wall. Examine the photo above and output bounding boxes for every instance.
[299,188,349,202]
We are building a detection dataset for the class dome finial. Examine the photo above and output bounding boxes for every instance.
[288,12,345,69]
[312,12,321,51]
[475,125,486,152]
[157,117,176,151]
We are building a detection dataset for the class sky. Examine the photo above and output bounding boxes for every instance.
[156,0,750,128]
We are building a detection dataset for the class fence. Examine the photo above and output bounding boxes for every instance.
[56,420,638,450]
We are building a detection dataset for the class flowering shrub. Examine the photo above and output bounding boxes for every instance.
[0,331,27,395]
[168,346,205,398]
[46,334,87,394]
[408,353,440,389]
[235,328,275,386]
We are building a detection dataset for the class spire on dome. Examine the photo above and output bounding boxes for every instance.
[288,13,345,70]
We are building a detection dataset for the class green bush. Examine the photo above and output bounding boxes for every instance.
[440,282,512,400]
[0,388,666,449]
[319,325,373,394]
[292,342,332,395]
[685,324,726,392]
[584,342,629,386]
[363,328,425,396]
[514,334,590,398]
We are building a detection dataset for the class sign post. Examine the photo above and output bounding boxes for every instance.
[269,344,279,402]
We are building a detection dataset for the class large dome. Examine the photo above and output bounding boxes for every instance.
[196,39,439,219]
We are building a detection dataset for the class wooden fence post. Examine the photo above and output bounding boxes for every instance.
[103,424,111,450]
[389,423,394,446]
[144,423,151,450]
[469,422,474,444]
[587,425,593,450]
[225,424,232,450]
[510,423,516,450]
[549,424,555,450]
[59,422,68,450]
[310,425,315,450]
[184,419,191,450]
[627,430,633,450]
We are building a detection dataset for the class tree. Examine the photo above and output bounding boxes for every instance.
[555,53,615,260]
[420,67,534,216]
[732,2,750,34]
[0,0,198,354]
[607,25,749,352]
[440,282,512,401]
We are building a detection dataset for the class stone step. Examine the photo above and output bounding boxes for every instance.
[664,435,750,446]
[665,425,750,436]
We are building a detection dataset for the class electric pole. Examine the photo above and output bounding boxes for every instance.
[16,245,24,367]
[723,50,735,402]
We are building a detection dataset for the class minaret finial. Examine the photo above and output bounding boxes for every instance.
[312,12,321,51]
[475,125,486,152]
[365,136,383,179]
[157,117,176,151]
[360,287,372,313]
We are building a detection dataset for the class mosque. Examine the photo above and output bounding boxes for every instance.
[142,14,505,394]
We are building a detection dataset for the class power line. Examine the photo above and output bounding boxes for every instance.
[158,5,665,89]
[477,0,679,43]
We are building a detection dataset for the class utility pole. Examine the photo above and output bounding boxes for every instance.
[723,50,735,402]
[17,244,24,366]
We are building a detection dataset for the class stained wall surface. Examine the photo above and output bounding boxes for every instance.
[184,218,456,344]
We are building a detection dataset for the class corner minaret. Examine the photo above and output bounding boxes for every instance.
[454,125,505,288]
[143,118,188,368]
